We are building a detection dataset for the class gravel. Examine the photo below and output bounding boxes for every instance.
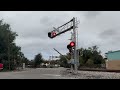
[1,67,120,79]
[60,69,120,79]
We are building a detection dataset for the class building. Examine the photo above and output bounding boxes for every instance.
[105,50,120,70]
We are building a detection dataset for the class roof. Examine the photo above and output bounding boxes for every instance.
[105,50,120,54]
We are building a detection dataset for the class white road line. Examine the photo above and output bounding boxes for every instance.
[42,74,61,77]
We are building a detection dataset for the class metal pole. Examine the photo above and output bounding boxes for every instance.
[70,33,74,72]
[76,17,79,68]
[73,17,77,72]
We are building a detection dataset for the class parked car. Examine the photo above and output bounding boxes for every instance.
[0,63,3,70]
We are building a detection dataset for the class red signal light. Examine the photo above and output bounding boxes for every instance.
[70,42,75,47]
[48,32,57,38]
[67,42,75,53]
[52,32,56,36]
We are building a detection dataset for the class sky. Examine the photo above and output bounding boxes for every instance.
[0,11,120,60]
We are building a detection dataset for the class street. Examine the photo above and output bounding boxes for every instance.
[1,67,120,79]
[0,67,69,79]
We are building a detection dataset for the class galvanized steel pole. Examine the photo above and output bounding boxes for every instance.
[73,17,77,72]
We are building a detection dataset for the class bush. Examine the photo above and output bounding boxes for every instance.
[50,66,53,68]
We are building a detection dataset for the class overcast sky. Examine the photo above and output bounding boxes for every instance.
[0,11,120,60]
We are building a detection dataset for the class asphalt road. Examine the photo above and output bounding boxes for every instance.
[0,68,68,79]
[1,67,119,79]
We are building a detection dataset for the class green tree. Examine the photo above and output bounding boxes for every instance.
[86,59,94,67]
[78,45,105,68]
[59,55,70,68]
[34,53,43,68]
[0,19,27,70]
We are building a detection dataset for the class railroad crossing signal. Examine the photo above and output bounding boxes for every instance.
[48,17,79,72]
[70,41,75,47]
[67,41,75,53]
[48,18,73,39]
[48,31,57,38]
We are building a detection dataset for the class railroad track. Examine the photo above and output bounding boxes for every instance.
[78,68,120,73]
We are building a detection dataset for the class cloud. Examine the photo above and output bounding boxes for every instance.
[99,28,118,39]
[84,11,101,19]
[0,11,120,60]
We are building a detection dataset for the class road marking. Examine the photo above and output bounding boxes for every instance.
[42,74,61,77]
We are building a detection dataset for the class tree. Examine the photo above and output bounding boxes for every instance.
[34,53,43,68]
[23,57,29,65]
[78,45,105,68]
[86,59,94,67]
[0,19,28,70]
[79,56,84,66]
[59,55,70,68]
